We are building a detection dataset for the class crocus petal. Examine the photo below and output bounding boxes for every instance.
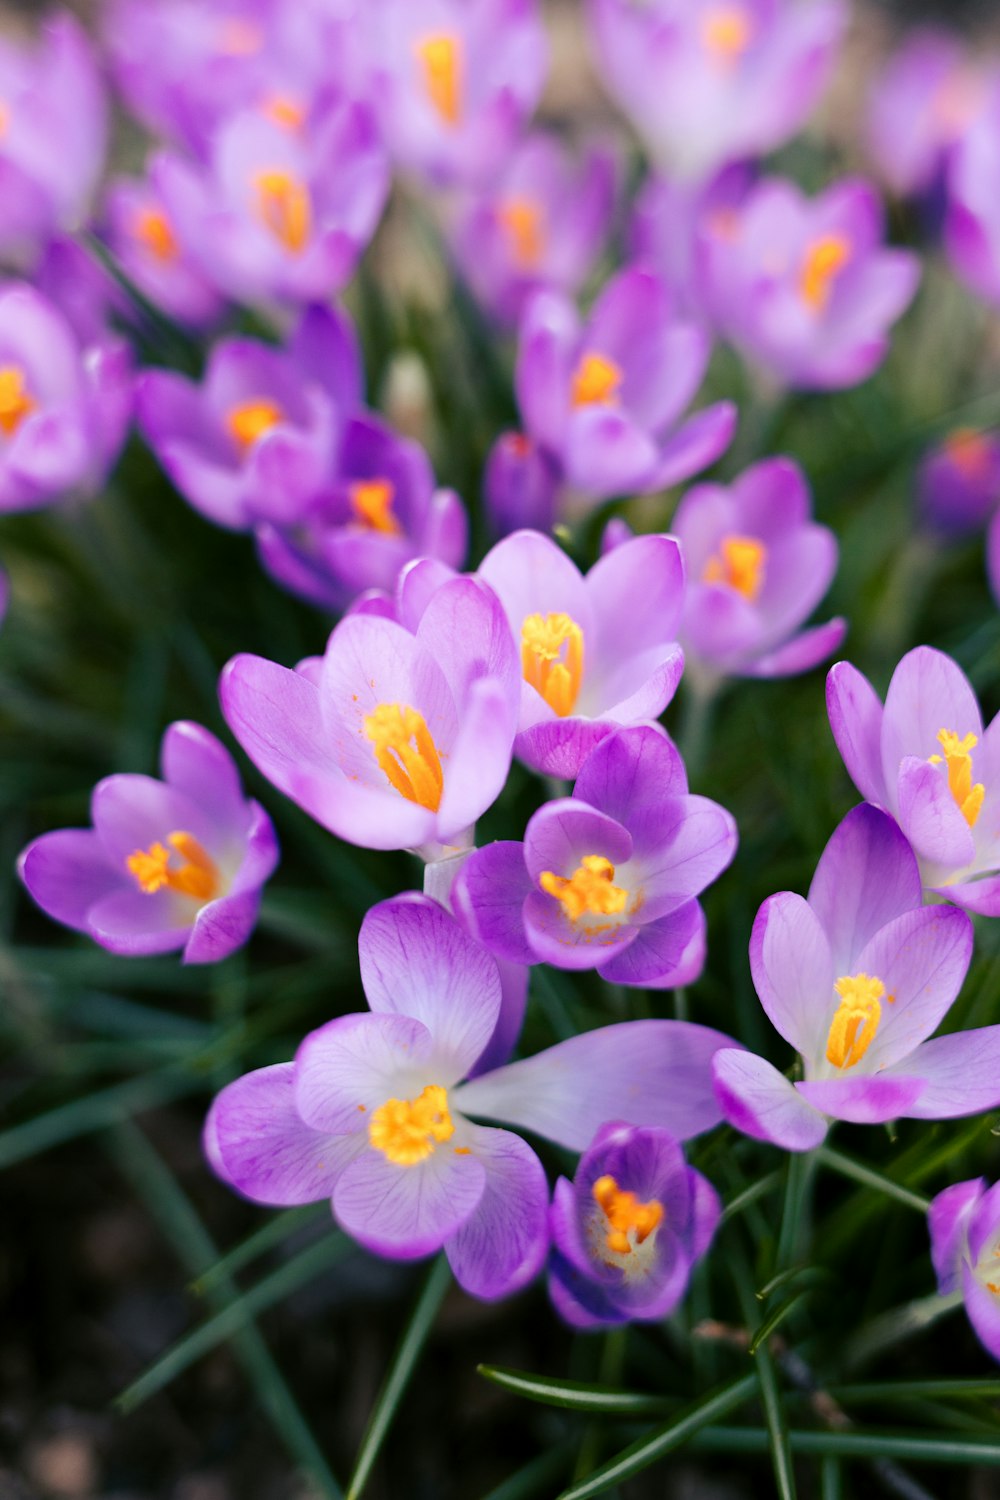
[806,803,923,976]
[742,618,846,679]
[437,677,517,840]
[572,722,684,818]
[642,402,737,491]
[294,1012,437,1134]
[523,800,632,885]
[750,892,835,1061]
[160,720,247,834]
[929,1178,984,1296]
[598,901,706,989]
[522,887,637,971]
[444,1125,549,1300]
[514,716,621,779]
[887,1026,1000,1119]
[451,841,536,966]
[897,756,976,868]
[712,1048,828,1151]
[18,828,121,932]
[882,646,983,782]
[627,796,737,922]
[469,959,530,1078]
[795,1073,925,1123]
[962,1261,1000,1362]
[826,661,888,807]
[87,887,194,956]
[969,1181,1000,1266]
[933,874,1000,918]
[585,537,685,677]
[855,905,974,1071]
[332,1144,487,1260]
[184,887,262,965]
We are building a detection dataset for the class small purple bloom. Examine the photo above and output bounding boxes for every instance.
[827,645,1000,915]
[711,804,1000,1153]
[548,1121,720,1329]
[206,893,734,1298]
[484,431,559,539]
[220,575,520,853]
[19,722,279,964]
[587,0,845,184]
[673,457,845,681]
[918,428,1000,538]
[476,527,686,777]
[946,90,1000,310]
[515,267,736,503]
[630,163,753,323]
[928,1177,1000,1363]
[453,725,737,989]
[702,176,921,390]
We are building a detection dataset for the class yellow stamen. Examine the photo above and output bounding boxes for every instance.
[126,831,220,902]
[135,206,179,263]
[800,234,851,311]
[592,1174,663,1257]
[702,6,753,60]
[571,350,623,409]
[261,94,306,130]
[825,972,885,1070]
[540,855,628,924]
[497,196,545,268]
[929,729,985,828]
[521,612,585,717]
[226,398,284,452]
[253,169,311,254]
[0,367,36,438]
[703,534,767,601]
[944,428,994,485]
[350,478,401,536]
[415,33,461,125]
[363,702,444,811]
[368,1084,454,1166]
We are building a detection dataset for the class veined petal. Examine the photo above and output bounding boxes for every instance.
[826,660,888,807]
[712,1049,828,1152]
[523,800,632,884]
[795,1073,925,1123]
[855,905,973,1071]
[750,892,835,1062]
[885,1026,1000,1119]
[444,1126,549,1300]
[806,804,923,976]
[572,722,684,819]
[451,841,536,966]
[294,1012,439,1134]
[597,901,706,989]
[929,1179,984,1296]
[333,1143,486,1260]
[882,647,983,781]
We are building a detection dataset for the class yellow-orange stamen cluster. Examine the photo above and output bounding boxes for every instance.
[702,6,753,61]
[929,729,985,829]
[571,350,623,409]
[540,855,628,924]
[800,234,851,311]
[350,478,401,535]
[363,702,444,810]
[135,206,179,263]
[368,1084,454,1165]
[253,169,311,254]
[521,612,584,717]
[226,398,284,452]
[416,33,461,125]
[592,1174,663,1257]
[703,534,767,601]
[127,831,220,901]
[944,428,994,484]
[262,95,306,130]
[826,972,885,1070]
[498,196,545,267]
[0,366,36,438]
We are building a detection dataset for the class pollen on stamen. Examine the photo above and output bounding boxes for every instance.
[253,169,311,254]
[929,728,985,828]
[540,855,629,926]
[368,1084,454,1166]
[800,234,851,311]
[571,350,623,409]
[226,398,285,453]
[521,612,585,717]
[497,196,545,268]
[703,534,767,601]
[702,6,753,61]
[350,478,402,536]
[135,206,179,263]
[416,33,461,125]
[126,830,220,903]
[0,366,36,438]
[826,972,885,1070]
[363,702,444,811]
[592,1174,664,1260]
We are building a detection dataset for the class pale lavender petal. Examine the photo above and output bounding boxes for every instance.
[962,1261,1000,1362]
[969,1181,1000,1265]
[889,1027,1000,1118]
[929,1178,984,1296]
[514,716,617,779]
[826,660,888,807]
[585,535,685,681]
[898,756,977,868]
[437,677,517,840]
[86,887,196,956]
[749,892,834,1060]
[933,874,1000,918]
[712,1048,828,1152]
[444,1126,548,1300]
[882,646,983,782]
[643,403,737,491]
[807,803,922,975]
[160,720,246,834]
[333,1144,486,1260]
[856,905,974,1071]
[795,1073,925,1123]
[294,1012,437,1134]
[742,618,846,679]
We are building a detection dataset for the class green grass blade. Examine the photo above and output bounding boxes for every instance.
[480,1446,574,1500]
[749,1291,813,1356]
[686,1427,1000,1464]
[829,1378,1000,1404]
[477,1366,671,1416]
[0,1067,199,1168]
[191,1204,328,1295]
[817,1147,930,1214]
[820,1456,842,1500]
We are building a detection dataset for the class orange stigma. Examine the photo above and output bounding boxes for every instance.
[800,234,851,311]
[416,33,461,125]
[0,367,36,438]
[127,831,220,902]
[592,1174,663,1258]
[929,729,985,829]
[521,612,585,717]
[261,95,306,130]
[135,206,179,263]
[368,1084,454,1165]
[363,703,444,811]
[825,973,884,1070]
[702,6,753,61]
[254,169,311,254]
[540,855,628,925]
[226,398,284,452]
[498,196,545,268]
[571,351,623,409]
[703,535,767,601]
[350,478,401,536]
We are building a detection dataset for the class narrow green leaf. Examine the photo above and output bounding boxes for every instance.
[481,1446,574,1500]
[723,1171,782,1223]
[817,1146,930,1214]
[477,1366,671,1416]
[752,1330,797,1499]
[686,1427,1000,1464]
[820,1456,842,1500]
[0,1067,198,1168]
[191,1204,328,1296]
[749,1291,813,1356]
[829,1379,1000,1405]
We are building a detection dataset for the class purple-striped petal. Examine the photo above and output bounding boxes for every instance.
[750,892,834,1061]
[332,1143,487,1260]
[294,1012,439,1134]
[444,1125,549,1300]
[795,1073,925,1123]
[597,901,706,989]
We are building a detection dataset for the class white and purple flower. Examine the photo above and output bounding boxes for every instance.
[928,1177,1000,1364]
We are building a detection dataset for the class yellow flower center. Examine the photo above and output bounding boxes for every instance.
[592,1174,664,1258]
[540,855,628,924]
[0,366,36,438]
[944,428,994,485]
[368,1083,454,1166]
[253,169,311,254]
[521,612,585,717]
[226,398,285,453]
[415,33,461,125]
[261,94,306,131]
[135,207,179,263]
[350,478,402,536]
[497,196,546,268]
[571,350,623,409]
[702,6,753,61]
[929,728,985,829]
[825,972,885,1070]
[800,234,851,311]
[363,702,444,811]
[126,831,220,901]
[703,534,767,601]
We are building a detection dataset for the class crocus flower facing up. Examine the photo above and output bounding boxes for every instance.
[453,725,737,989]
[19,722,278,964]
[701,176,921,390]
[221,575,520,854]
[548,1121,720,1328]
[673,457,845,684]
[946,90,1000,310]
[828,646,1000,915]
[206,894,735,1299]
[918,428,1000,539]
[711,804,1000,1152]
[929,1177,1000,1364]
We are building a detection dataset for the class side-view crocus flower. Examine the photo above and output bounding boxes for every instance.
[946,90,1000,309]
[587,0,845,184]
[702,176,921,390]
[673,457,845,682]
[918,428,1000,538]
[630,163,753,324]
[929,1177,1000,1364]
[828,645,1000,914]
[515,267,736,505]
[19,722,278,963]
[711,804,1000,1152]
[484,431,559,538]
[221,575,520,853]
[206,894,735,1299]
[548,1121,720,1328]
[476,527,685,777]
[453,725,737,988]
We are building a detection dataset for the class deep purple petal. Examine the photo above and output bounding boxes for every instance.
[444,1126,548,1300]
[572,722,684,818]
[598,901,706,989]
[18,828,122,933]
[451,841,536,966]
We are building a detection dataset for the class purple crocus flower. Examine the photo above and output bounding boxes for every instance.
[453,725,738,989]
[587,0,845,184]
[0,15,106,268]
[220,575,520,853]
[702,176,921,390]
[136,303,361,531]
[673,457,845,683]
[448,132,618,327]
[711,804,1000,1152]
[548,1121,720,1328]
[946,90,1000,310]
[928,1177,1000,1363]
[630,162,753,323]
[918,428,1000,538]
[484,431,559,538]
[476,527,685,777]
[19,722,278,964]
[515,267,736,504]
[206,893,734,1298]
[828,645,1000,915]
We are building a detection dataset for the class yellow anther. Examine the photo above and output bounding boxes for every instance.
[944,428,994,484]
[350,478,401,536]
[929,728,985,829]
[592,1174,663,1258]
[571,350,623,409]
[363,702,444,811]
[540,855,628,924]
[226,398,285,452]
[415,33,461,125]
[253,169,311,254]
[127,831,220,902]
[702,6,753,60]
[135,206,179,263]
[521,612,585,717]
[368,1084,454,1166]
[703,534,767,601]
[825,972,885,1070]
[497,196,546,268]
[261,94,306,130]
[0,367,35,438]
[800,234,851,311]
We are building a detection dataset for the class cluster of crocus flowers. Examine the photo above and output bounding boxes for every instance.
[929,1178,1000,1363]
